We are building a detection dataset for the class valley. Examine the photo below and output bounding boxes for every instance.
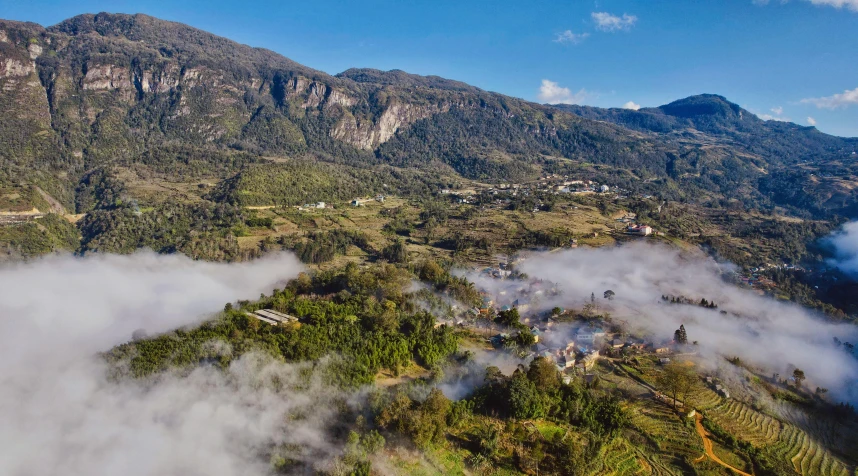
[0,11,857,476]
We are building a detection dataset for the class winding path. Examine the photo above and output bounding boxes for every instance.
[694,413,753,476]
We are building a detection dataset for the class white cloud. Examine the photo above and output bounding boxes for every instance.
[753,106,790,121]
[754,0,858,9]
[554,30,590,44]
[592,12,638,32]
[826,221,858,278]
[757,113,790,121]
[0,252,331,475]
[808,116,817,126]
[538,79,595,104]
[622,101,641,110]
[801,87,858,109]
[807,0,858,11]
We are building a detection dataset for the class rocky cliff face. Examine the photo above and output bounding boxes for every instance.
[0,14,464,159]
[0,28,53,137]
[332,101,449,150]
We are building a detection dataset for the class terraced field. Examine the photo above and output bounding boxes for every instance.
[591,437,649,476]
[587,436,681,476]
[631,449,680,476]
[776,403,858,461]
[784,428,851,476]
[692,387,723,411]
[630,402,703,463]
[725,414,855,476]
[707,400,782,447]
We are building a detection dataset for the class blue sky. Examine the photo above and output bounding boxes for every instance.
[3,0,857,137]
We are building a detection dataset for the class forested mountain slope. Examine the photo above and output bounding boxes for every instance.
[1,12,857,261]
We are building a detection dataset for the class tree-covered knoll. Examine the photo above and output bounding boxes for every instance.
[106,262,459,387]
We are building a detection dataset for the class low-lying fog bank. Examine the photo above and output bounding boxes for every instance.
[471,243,858,404]
[0,251,331,476]
[827,220,858,278]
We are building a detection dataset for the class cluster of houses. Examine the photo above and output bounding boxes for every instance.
[738,272,776,291]
[490,327,602,374]
[437,175,618,202]
[350,195,386,207]
[478,262,514,280]
[291,194,390,211]
[491,320,664,378]
[474,278,559,316]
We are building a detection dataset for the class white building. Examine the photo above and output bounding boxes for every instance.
[627,225,653,236]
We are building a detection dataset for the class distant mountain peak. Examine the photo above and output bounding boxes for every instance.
[658,94,753,121]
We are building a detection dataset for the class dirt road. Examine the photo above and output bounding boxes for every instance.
[694,413,752,476]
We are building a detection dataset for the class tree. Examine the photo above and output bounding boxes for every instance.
[419,260,445,283]
[516,330,536,347]
[592,396,628,436]
[382,239,408,263]
[793,368,806,388]
[508,372,545,419]
[603,290,615,300]
[673,324,688,345]
[527,357,560,391]
[496,307,521,327]
[583,302,596,317]
[376,392,413,433]
[485,366,505,386]
[656,361,699,409]
[410,388,451,447]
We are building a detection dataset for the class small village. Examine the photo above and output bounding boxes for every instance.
[433,258,707,394]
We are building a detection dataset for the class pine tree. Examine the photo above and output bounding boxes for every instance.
[674,324,688,345]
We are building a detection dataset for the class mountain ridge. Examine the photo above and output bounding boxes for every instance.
[1,12,858,262]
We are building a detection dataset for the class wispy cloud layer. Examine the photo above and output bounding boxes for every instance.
[554,30,590,44]
[808,116,817,125]
[807,0,858,11]
[755,0,858,10]
[592,12,638,32]
[513,243,858,403]
[538,79,595,104]
[801,86,858,109]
